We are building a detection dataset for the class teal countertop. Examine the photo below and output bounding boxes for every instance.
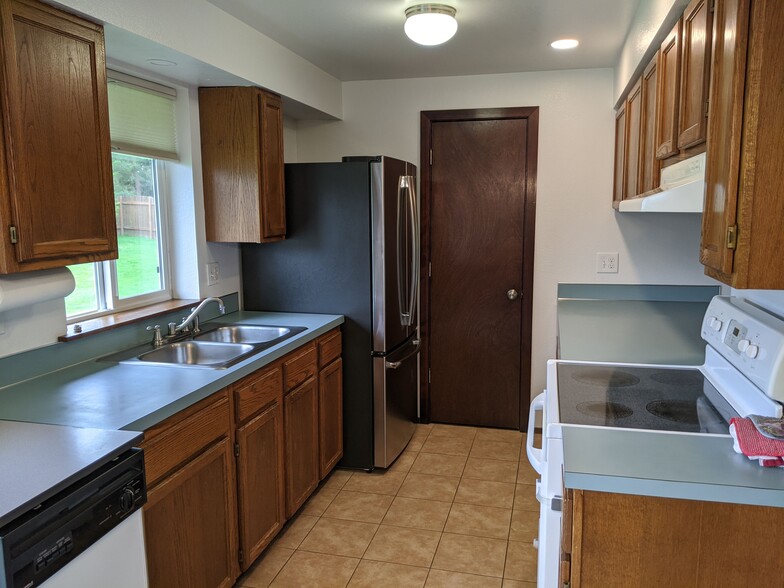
[562,427,784,508]
[0,311,343,432]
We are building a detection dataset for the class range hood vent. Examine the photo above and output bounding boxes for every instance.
[619,153,705,213]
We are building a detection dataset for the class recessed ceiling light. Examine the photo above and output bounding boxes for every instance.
[550,39,579,50]
[146,59,177,67]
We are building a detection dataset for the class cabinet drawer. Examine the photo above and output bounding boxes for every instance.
[142,393,230,487]
[283,343,317,392]
[235,365,282,423]
[318,329,342,368]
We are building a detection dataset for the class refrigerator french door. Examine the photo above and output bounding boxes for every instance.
[242,156,419,470]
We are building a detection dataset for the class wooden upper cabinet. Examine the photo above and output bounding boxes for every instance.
[612,101,627,205]
[0,0,117,273]
[701,0,747,278]
[639,54,661,194]
[199,86,286,243]
[624,79,643,199]
[655,19,682,159]
[678,0,714,149]
[702,0,784,288]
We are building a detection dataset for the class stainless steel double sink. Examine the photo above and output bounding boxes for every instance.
[102,324,307,369]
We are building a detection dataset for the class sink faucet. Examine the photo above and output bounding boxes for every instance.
[175,297,226,335]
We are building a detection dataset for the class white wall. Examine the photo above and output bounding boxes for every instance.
[283,117,299,163]
[295,69,716,396]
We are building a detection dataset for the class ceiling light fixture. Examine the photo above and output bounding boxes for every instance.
[404,4,458,46]
[146,58,178,67]
[550,39,579,50]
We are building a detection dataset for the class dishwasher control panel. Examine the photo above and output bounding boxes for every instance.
[1,448,146,588]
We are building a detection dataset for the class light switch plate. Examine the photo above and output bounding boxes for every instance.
[596,252,619,273]
[206,262,220,285]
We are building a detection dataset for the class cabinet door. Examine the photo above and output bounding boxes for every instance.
[319,357,343,479]
[236,402,284,569]
[0,0,116,266]
[701,0,749,276]
[199,87,285,244]
[639,54,661,194]
[612,101,627,205]
[258,91,285,240]
[284,377,319,518]
[625,78,643,199]
[678,0,714,149]
[144,439,237,588]
[655,19,682,159]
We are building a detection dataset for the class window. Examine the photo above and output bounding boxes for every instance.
[66,72,178,320]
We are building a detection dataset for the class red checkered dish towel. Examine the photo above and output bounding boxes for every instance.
[729,417,784,468]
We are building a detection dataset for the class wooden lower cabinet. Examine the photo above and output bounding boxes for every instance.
[235,401,285,570]
[144,439,237,588]
[284,376,320,518]
[141,330,343,583]
[319,357,343,478]
[562,489,784,587]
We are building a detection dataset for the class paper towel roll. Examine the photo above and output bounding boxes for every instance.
[0,268,76,313]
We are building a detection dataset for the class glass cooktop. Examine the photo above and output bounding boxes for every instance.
[556,364,738,433]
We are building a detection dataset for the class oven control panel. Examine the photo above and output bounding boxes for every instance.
[702,296,784,403]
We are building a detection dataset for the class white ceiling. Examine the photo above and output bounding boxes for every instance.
[205,0,641,81]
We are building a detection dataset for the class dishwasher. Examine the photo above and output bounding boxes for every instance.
[0,448,148,588]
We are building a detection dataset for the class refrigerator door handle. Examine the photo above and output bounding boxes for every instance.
[407,175,420,327]
[385,338,421,369]
[397,174,419,328]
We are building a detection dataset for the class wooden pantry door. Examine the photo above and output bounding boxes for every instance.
[420,107,538,429]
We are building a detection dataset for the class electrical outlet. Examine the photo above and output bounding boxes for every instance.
[206,262,220,285]
[596,252,619,273]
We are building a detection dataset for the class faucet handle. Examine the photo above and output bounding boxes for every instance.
[168,322,177,337]
[146,324,163,347]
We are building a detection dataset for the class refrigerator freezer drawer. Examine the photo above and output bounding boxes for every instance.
[373,336,420,468]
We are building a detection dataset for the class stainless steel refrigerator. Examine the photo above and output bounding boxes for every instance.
[241,156,420,470]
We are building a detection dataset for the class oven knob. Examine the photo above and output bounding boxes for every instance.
[745,344,759,359]
[738,339,750,352]
[120,488,136,513]
[711,318,723,332]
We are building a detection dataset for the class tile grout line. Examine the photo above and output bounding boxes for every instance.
[342,425,432,587]
[423,426,467,586]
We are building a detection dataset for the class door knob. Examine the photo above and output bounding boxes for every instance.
[507,289,520,300]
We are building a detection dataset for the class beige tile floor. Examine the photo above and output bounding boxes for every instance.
[235,424,540,588]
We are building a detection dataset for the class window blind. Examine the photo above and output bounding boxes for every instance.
[107,70,178,161]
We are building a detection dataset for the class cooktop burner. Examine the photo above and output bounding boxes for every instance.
[646,399,699,424]
[556,364,737,433]
[649,370,705,387]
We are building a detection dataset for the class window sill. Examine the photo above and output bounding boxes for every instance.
[60,298,200,342]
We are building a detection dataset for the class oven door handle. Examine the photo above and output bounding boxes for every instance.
[526,392,545,474]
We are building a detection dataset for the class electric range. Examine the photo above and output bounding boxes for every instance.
[526,296,784,588]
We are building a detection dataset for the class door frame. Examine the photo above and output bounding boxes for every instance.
[419,107,539,430]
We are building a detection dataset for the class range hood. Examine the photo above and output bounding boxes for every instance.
[619,153,705,213]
